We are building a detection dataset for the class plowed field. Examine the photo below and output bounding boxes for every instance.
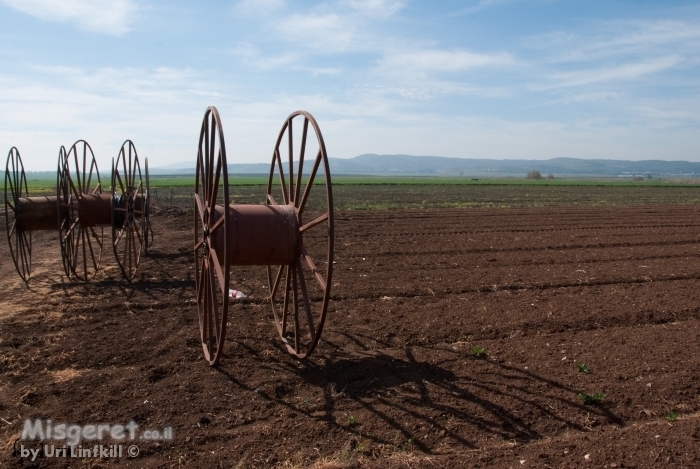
[2,200,700,468]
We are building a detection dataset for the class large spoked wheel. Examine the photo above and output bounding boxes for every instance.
[5,147,32,282]
[112,140,145,281]
[58,140,104,281]
[194,107,230,366]
[267,111,334,359]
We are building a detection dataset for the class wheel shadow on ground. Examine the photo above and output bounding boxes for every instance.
[218,339,622,454]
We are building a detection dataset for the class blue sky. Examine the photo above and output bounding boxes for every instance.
[1,0,699,171]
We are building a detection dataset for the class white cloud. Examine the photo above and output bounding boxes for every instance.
[0,0,137,35]
[453,0,521,16]
[274,13,357,52]
[378,49,514,75]
[343,0,405,17]
[536,55,681,90]
[231,0,285,17]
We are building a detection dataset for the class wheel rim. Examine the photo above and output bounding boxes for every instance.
[194,106,230,366]
[266,111,334,359]
[112,140,145,281]
[5,147,32,282]
[58,140,104,281]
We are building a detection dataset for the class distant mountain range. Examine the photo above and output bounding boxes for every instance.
[151,154,700,177]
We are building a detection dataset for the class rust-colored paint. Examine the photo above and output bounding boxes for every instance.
[211,204,299,266]
[15,196,61,231]
[78,193,114,227]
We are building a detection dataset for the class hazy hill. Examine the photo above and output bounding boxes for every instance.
[148,154,700,177]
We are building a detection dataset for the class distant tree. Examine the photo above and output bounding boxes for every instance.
[526,170,543,180]
[547,174,555,180]
[647,173,652,179]
[632,176,644,181]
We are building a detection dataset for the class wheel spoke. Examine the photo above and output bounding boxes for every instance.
[209,212,225,234]
[130,226,136,275]
[8,219,16,237]
[282,265,291,336]
[114,225,127,246]
[270,265,284,298]
[295,118,309,207]
[267,193,278,206]
[275,149,289,205]
[210,148,222,208]
[6,199,15,213]
[295,258,315,339]
[291,265,300,353]
[134,222,144,246]
[298,149,322,216]
[197,256,206,304]
[71,226,81,272]
[209,116,216,202]
[193,193,206,228]
[18,229,30,276]
[82,142,88,194]
[91,182,101,195]
[300,212,329,233]
[115,170,125,193]
[122,146,129,189]
[194,239,203,250]
[89,227,103,249]
[288,118,294,204]
[6,171,16,200]
[209,263,221,348]
[63,218,80,242]
[86,157,95,193]
[208,246,226,295]
[206,258,215,354]
[300,245,327,290]
[82,226,88,278]
[85,226,98,272]
[68,173,81,201]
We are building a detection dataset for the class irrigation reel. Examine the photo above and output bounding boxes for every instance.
[4,140,153,282]
[194,107,334,365]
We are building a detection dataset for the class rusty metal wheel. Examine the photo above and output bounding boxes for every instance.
[267,111,334,358]
[58,140,104,281]
[112,140,145,281]
[4,147,32,282]
[194,106,230,366]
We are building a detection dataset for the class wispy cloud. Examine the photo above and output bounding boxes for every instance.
[534,55,682,90]
[0,0,138,35]
[231,0,286,18]
[452,0,521,16]
[343,0,405,17]
[273,13,358,52]
[378,49,514,74]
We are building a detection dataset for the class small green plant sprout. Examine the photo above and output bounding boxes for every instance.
[472,346,487,358]
[347,415,357,425]
[575,363,591,374]
[300,397,310,407]
[666,412,679,422]
[578,392,606,405]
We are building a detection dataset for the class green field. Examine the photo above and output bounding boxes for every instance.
[4,172,700,210]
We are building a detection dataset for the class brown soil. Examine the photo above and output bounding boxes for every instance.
[2,204,700,468]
